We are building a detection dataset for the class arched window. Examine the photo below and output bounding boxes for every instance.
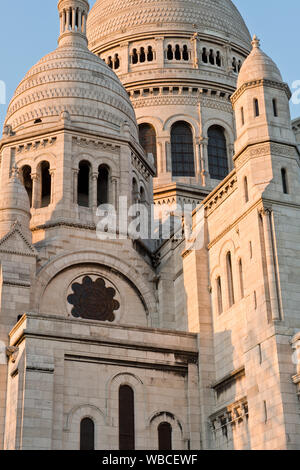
[182,45,189,61]
[78,160,91,207]
[209,49,214,65]
[254,98,260,117]
[167,45,173,60]
[216,51,221,67]
[140,47,146,63]
[147,46,154,62]
[241,107,245,126]
[140,186,146,204]
[208,125,229,180]
[40,161,51,208]
[132,178,139,204]
[119,385,135,450]
[226,252,235,307]
[80,417,95,450]
[107,56,113,69]
[158,422,172,450]
[175,45,181,61]
[239,259,244,299]
[139,123,157,171]
[232,57,237,73]
[202,48,208,63]
[132,49,138,64]
[244,176,249,203]
[281,168,288,194]
[216,276,223,315]
[114,54,120,70]
[21,165,33,207]
[171,121,195,177]
[97,165,109,206]
[272,99,278,117]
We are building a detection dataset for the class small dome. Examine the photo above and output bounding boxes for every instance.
[4,5,138,140]
[237,36,283,88]
[87,0,251,50]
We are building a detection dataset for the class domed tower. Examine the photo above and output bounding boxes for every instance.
[87,0,252,207]
[2,0,154,236]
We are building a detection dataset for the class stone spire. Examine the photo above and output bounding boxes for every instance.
[251,34,260,49]
[58,0,90,48]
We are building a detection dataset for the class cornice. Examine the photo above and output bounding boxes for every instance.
[231,78,291,105]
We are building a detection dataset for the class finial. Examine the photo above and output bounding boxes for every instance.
[252,35,261,49]
[58,0,90,48]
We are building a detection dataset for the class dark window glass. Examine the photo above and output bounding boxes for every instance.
[114,54,120,70]
[175,45,181,61]
[239,259,244,299]
[78,160,90,207]
[202,48,208,63]
[208,125,228,180]
[171,121,195,177]
[254,99,260,117]
[139,123,157,172]
[140,47,146,63]
[147,46,154,62]
[97,165,109,206]
[119,385,135,450]
[216,276,223,315]
[80,418,95,450]
[41,161,51,208]
[273,99,278,117]
[22,165,33,207]
[281,168,288,194]
[182,45,189,61]
[167,45,173,60]
[244,176,249,202]
[132,49,138,64]
[158,422,172,450]
[226,252,235,307]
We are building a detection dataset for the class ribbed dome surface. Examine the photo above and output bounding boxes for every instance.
[4,43,138,139]
[237,38,283,88]
[87,0,251,49]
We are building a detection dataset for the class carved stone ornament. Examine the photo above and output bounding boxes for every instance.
[67,276,120,322]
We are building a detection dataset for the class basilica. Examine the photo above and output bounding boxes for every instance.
[1,0,300,450]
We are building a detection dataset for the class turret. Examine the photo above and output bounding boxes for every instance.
[0,165,31,240]
[58,0,89,48]
[231,36,295,156]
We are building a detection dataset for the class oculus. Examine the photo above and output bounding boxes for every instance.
[67,276,120,322]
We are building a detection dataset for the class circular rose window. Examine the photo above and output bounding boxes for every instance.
[67,275,120,322]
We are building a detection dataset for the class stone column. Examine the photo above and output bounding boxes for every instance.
[72,8,76,31]
[260,208,281,321]
[31,173,40,209]
[155,37,165,68]
[66,9,70,31]
[191,33,199,69]
[199,137,209,186]
[91,172,98,210]
[73,169,79,205]
[78,10,82,32]
[50,169,55,205]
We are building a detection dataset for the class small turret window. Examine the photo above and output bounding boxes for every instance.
[239,259,244,299]
[175,45,181,61]
[254,99,260,117]
[241,107,245,126]
[167,45,174,61]
[216,276,223,315]
[272,99,278,117]
[244,176,249,202]
[182,45,189,61]
[40,161,51,208]
[132,49,138,64]
[281,168,289,194]
[226,252,235,307]
[97,165,109,206]
[202,48,208,63]
[147,46,154,62]
[140,47,146,63]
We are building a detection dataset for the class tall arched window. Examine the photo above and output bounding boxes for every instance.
[226,252,235,307]
[175,45,181,61]
[239,259,244,299]
[167,45,173,60]
[119,385,135,450]
[139,123,157,171]
[254,98,260,117]
[171,121,195,177]
[80,417,95,450]
[40,161,51,208]
[97,165,109,206]
[158,422,172,450]
[208,125,228,180]
[78,160,91,207]
[281,168,288,194]
[147,46,154,62]
[22,165,33,207]
[132,178,139,204]
[244,176,249,203]
[272,99,278,117]
[216,276,223,315]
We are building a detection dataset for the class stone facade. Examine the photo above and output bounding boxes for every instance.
[0,0,300,451]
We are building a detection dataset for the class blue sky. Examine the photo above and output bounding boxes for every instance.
[0,0,299,132]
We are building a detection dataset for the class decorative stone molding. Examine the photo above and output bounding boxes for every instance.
[72,136,120,152]
[234,141,298,169]
[210,397,249,438]
[6,346,19,363]
[204,173,237,216]
[231,78,291,104]
[15,137,57,154]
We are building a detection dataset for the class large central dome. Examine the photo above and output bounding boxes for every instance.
[87,0,251,49]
